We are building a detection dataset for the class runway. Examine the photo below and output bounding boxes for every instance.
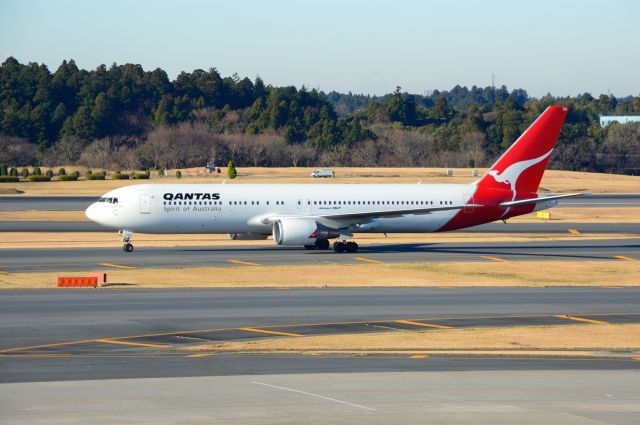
[0,239,637,272]
[1,287,639,383]
[1,193,639,211]
[2,289,639,424]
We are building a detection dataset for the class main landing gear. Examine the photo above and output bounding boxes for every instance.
[119,230,134,253]
[304,238,359,252]
[332,241,358,253]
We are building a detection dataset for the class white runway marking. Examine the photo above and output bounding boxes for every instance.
[252,381,376,411]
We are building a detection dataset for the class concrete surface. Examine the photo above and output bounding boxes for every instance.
[1,370,639,425]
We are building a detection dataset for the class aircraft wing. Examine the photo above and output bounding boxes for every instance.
[499,193,587,207]
[252,204,479,229]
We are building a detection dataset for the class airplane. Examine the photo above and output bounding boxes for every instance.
[85,105,584,253]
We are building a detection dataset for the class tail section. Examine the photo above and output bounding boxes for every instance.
[478,106,568,193]
[438,106,568,232]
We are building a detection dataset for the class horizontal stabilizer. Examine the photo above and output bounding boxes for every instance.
[499,193,588,207]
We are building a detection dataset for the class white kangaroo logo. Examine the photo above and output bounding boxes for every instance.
[489,148,552,216]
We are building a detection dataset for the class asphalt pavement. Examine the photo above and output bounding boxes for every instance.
[0,239,637,272]
[1,287,639,383]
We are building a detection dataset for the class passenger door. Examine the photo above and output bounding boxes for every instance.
[139,193,151,214]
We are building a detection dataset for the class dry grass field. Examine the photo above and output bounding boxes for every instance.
[182,323,640,357]
[1,260,638,289]
[1,167,639,196]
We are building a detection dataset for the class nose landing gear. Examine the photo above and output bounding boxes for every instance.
[119,230,134,253]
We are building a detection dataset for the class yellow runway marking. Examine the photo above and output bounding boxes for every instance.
[227,259,261,266]
[0,353,72,358]
[94,339,167,348]
[99,262,135,269]
[553,315,609,325]
[353,257,383,264]
[615,255,635,261]
[409,354,428,359]
[395,320,451,329]
[240,327,303,337]
[186,353,214,358]
[480,256,508,262]
[568,229,581,235]
[0,338,104,354]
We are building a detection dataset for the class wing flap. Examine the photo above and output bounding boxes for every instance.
[319,204,477,220]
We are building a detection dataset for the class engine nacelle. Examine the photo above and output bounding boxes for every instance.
[272,218,337,246]
[228,233,270,240]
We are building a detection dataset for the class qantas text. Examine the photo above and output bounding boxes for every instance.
[163,193,221,201]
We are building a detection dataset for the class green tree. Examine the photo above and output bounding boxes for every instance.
[227,160,237,179]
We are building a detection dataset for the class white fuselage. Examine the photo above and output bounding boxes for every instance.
[86,183,475,234]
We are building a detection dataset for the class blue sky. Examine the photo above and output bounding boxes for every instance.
[1,0,638,97]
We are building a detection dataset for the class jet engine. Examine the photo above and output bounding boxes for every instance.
[272,218,337,246]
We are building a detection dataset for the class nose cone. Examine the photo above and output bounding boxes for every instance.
[85,203,100,223]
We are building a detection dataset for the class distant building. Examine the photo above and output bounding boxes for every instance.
[600,115,640,127]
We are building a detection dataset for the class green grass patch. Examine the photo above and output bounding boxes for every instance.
[57,175,78,181]
[85,174,106,180]
[26,175,51,182]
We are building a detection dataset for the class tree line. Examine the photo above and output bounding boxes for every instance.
[1,57,639,174]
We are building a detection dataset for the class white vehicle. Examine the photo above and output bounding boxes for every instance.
[86,106,583,253]
[311,169,335,178]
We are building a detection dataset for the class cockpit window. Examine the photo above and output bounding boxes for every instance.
[97,197,118,204]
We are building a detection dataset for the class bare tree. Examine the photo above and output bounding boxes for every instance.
[460,131,486,168]
[79,139,112,168]
[0,135,38,166]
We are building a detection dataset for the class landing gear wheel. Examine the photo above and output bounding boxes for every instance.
[304,244,316,250]
[345,241,359,253]
[119,230,135,253]
[315,239,330,250]
[333,241,346,253]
